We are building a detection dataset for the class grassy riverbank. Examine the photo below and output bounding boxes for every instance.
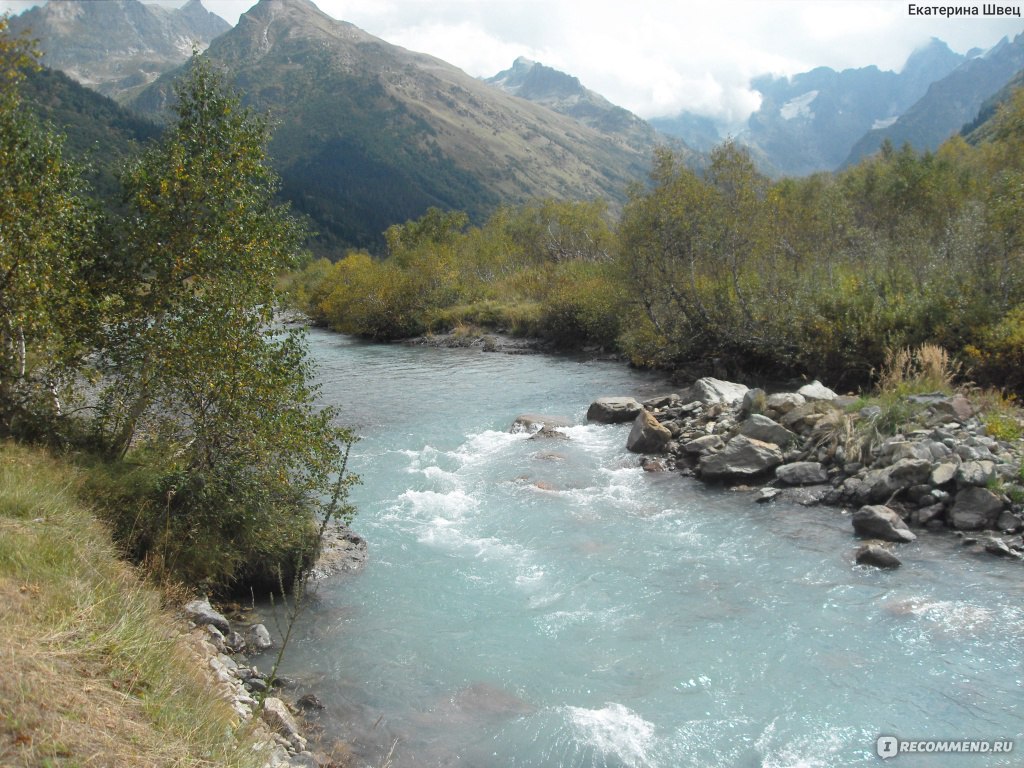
[0,440,265,768]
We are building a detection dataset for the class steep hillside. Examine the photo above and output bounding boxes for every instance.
[20,66,161,204]
[8,0,230,101]
[131,0,659,253]
[485,57,685,157]
[845,32,1024,166]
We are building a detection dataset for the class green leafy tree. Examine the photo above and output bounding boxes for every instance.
[0,19,97,434]
[97,56,355,589]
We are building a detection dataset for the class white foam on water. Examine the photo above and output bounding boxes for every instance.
[452,429,528,466]
[396,488,478,520]
[565,702,657,768]
[755,718,862,768]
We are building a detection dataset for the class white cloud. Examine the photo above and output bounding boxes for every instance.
[3,0,1021,122]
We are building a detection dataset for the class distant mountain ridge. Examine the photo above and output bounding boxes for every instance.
[844,32,1024,167]
[128,0,665,253]
[8,0,230,101]
[484,57,680,156]
[652,37,979,175]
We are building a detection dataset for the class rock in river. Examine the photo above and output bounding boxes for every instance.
[698,435,783,480]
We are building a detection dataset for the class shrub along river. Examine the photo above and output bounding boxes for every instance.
[274,329,1023,767]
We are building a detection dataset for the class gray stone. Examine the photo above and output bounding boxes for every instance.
[775,461,829,486]
[735,413,797,448]
[681,434,725,454]
[184,598,230,635]
[984,538,1016,558]
[741,388,767,416]
[511,414,572,434]
[997,510,1023,533]
[626,410,672,454]
[224,630,246,653]
[955,444,982,461]
[889,441,934,462]
[247,623,273,653]
[756,487,782,503]
[677,377,749,406]
[262,697,302,742]
[765,392,806,415]
[779,401,837,434]
[855,544,902,569]
[699,435,784,480]
[929,394,974,423]
[955,460,997,488]
[860,405,883,420]
[852,505,917,542]
[586,397,644,424]
[950,487,1005,530]
[860,459,933,503]
[642,393,680,409]
[930,462,958,486]
[205,625,227,653]
[915,503,946,527]
[797,380,838,401]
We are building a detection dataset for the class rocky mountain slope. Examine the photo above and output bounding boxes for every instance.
[845,32,1024,167]
[485,57,684,157]
[8,0,230,102]
[130,0,663,252]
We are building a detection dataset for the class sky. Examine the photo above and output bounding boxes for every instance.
[2,0,1022,124]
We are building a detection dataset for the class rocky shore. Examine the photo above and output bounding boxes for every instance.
[180,525,368,768]
[586,378,1024,568]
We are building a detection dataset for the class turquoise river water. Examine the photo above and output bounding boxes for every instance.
[274,329,1023,767]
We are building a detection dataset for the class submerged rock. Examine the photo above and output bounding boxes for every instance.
[510,414,572,434]
[856,543,902,569]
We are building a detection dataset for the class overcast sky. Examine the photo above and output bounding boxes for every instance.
[2,0,1022,123]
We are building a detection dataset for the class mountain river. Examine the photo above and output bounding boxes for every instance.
[272,329,1023,767]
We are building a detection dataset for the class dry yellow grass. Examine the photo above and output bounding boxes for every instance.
[0,442,265,768]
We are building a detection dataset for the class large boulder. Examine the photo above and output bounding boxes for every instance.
[586,397,644,424]
[681,434,725,454]
[860,459,934,503]
[678,377,749,406]
[949,487,1005,530]
[928,394,974,424]
[699,435,783,480]
[955,460,997,488]
[775,461,829,486]
[797,380,838,401]
[852,505,917,542]
[247,623,273,653]
[735,414,798,447]
[184,598,230,635]
[262,697,303,745]
[765,392,806,416]
[626,410,672,454]
[778,401,839,435]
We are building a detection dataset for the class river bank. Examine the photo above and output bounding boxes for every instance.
[583,376,1024,568]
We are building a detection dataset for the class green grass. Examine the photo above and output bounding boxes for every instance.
[0,441,266,768]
